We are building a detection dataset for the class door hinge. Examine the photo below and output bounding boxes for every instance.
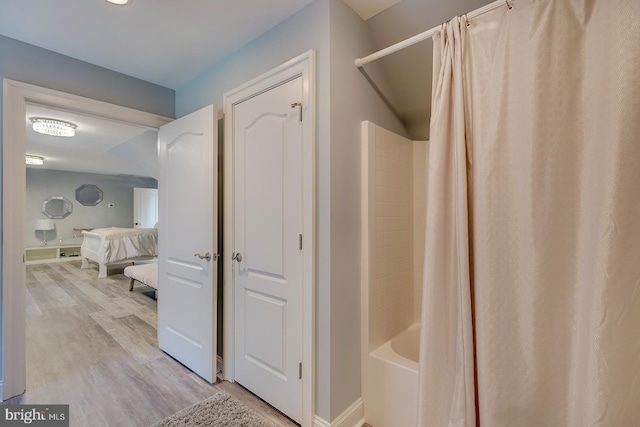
[299,234,303,251]
[299,362,302,379]
[291,102,302,122]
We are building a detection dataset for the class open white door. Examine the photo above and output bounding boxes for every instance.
[158,104,218,383]
[232,77,304,422]
[133,187,158,228]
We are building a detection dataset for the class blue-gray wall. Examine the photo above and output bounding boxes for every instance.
[176,0,333,419]
[328,0,408,419]
[26,169,157,248]
[177,0,407,421]
[0,36,174,117]
[0,34,175,392]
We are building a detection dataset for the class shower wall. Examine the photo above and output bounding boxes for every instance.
[413,141,428,322]
[363,121,428,351]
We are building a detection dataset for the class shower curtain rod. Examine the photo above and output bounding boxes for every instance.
[354,0,514,68]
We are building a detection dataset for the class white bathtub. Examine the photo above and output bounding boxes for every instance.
[365,324,420,427]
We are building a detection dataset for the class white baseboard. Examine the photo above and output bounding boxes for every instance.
[314,416,331,427]
[314,398,365,427]
[333,398,365,427]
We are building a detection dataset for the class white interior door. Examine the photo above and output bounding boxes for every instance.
[158,104,218,383]
[233,77,303,422]
[133,187,158,228]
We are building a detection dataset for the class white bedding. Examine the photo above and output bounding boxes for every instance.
[89,227,143,241]
[81,228,158,278]
[94,228,157,263]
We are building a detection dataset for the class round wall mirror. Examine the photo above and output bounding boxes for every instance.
[42,196,73,219]
[75,184,103,206]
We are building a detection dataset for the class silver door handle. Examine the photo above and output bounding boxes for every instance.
[194,252,213,261]
[232,252,242,262]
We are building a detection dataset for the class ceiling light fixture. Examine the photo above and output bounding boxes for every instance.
[29,117,77,137]
[105,0,130,5]
[26,155,45,166]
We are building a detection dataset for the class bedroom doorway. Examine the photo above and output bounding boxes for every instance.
[25,103,160,279]
[2,79,172,401]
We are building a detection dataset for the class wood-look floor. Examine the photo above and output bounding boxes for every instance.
[3,261,298,427]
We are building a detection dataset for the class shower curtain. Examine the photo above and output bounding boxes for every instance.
[418,0,640,426]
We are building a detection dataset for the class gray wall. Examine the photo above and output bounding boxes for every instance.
[175,0,333,419]
[0,34,175,391]
[0,36,175,118]
[328,0,408,419]
[178,0,408,421]
[26,169,157,248]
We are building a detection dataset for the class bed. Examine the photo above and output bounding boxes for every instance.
[81,227,158,278]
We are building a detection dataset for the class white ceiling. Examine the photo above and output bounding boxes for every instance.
[26,104,158,178]
[0,0,313,89]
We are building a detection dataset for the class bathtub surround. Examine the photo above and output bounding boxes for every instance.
[419,2,640,425]
[412,141,427,323]
[361,121,427,427]
[365,122,414,350]
[367,326,419,427]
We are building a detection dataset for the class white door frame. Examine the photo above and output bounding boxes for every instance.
[223,50,316,426]
[1,79,172,400]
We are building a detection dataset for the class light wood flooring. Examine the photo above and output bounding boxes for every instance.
[3,261,298,427]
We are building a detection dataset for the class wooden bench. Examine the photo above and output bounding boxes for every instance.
[124,263,158,294]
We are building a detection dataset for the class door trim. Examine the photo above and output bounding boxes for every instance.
[2,79,172,401]
[223,50,316,426]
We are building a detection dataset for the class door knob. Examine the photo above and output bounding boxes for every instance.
[232,252,242,262]
[194,252,213,261]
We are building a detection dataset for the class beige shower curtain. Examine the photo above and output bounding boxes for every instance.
[418,0,640,425]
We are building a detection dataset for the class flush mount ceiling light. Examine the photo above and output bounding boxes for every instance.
[26,155,44,166]
[29,117,77,137]
[105,0,130,4]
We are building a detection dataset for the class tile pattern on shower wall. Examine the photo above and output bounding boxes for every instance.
[371,124,415,350]
[413,141,428,323]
